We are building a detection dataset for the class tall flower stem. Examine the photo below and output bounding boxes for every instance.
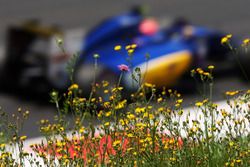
[117,71,124,87]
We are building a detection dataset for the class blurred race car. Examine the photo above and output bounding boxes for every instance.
[74,7,246,93]
[0,20,83,94]
[0,7,247,96]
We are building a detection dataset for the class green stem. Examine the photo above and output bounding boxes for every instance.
[117,71,124,87]
[233,53,249,82]
[209,82,213,101]
[230,45,249,82]
[94,58,98,85]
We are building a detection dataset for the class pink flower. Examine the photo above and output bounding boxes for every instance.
[118,64,129,72]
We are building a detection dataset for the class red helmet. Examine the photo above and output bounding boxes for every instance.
[139,18,159,35]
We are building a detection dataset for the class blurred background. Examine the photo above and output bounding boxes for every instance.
[0,0,249,137]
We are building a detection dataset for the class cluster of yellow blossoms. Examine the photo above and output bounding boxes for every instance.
[114,43,137,55]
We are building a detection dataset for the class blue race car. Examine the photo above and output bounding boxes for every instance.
[1,7,246,96]
[74,7,244,93]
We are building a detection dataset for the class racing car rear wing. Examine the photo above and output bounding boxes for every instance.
[5,21,63,65]
[21,20,63,38]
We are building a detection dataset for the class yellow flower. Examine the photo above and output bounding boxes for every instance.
[135,107,146,114]
[63,159,70,165]
[157,107,164,112]
[235,159,242,163]
[143,112,148,118]
[149,114,154,119]
[144,83,154,88]
[91,98,96,102]
[59,127,64,132]
[112,87,123,92]
[127,147,133,151]
[119,119,125,125]
[102,81,109,87]
[104,122,110,126]
[127,49,134,54]
[139,139,145,143]
[208,65,214,70]
[196,67,202,72]
[175,103,180,107]
[115,100,127,109]
[112,140,121,147]
[246,89,250,94]
[203,72,210,76]
[221,35,232,45]
[164,143,169,150]
[157,97,163,103]
[176,99,183,104]
[216,120,222,126]
[226,34,232,38]
[225,91,239,96]
[104,102,110,108]
[20,136,27,141]
[68,84,78,90]
[68,90,72,95]
[243,38,250,45]
[178,110,183,116]
[79,98,86,102]
[131,44,137,49]
[136,122,146,128]
[203,99,208,104]
[170,157,176,161]
[221,37,228,44]
[79,127,85,133]
[127,133,134,138]
[109,95,114,100]
[191,126,198,133]
[125,45,131,50]
[97,111,102,118]
[212,103,218,108]
[195,102,203,107]
[56,148,63,153]
[40,119,46,124]
[191,69,196,75]
[114,45,122,51]
[148,105,153,109]
[127,113,135,119]
[221,109,229,117]
[197,69,204,74]
[105,111,112,117]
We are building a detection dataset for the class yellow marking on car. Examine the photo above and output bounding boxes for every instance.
[138,50,192,87]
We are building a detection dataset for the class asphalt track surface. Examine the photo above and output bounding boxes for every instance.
[0,0,250,138]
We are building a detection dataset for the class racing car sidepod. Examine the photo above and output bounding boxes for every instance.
[124,50,192,88]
